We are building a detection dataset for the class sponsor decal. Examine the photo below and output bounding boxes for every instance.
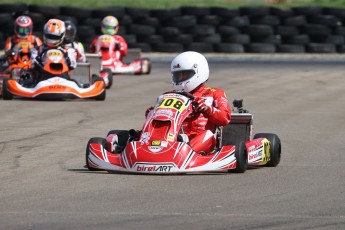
[47,50,63,57]
[151,140,161,146]
[148,146,163,153]
[167,133,174,141]
[155,109,173,118]
[136,163,175,172]
[48,85,67,89]
[140,132,150,145]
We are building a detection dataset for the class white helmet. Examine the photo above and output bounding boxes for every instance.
[171,51,209,93]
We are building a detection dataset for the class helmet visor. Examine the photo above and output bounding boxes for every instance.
[102,25,118,34]
[172,70,195,84]
[16,27,32,36]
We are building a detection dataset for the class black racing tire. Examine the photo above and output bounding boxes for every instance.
[282,35,310,45]
[86,137,107,171]
[253,133,281,167]
[291,6,323,16]
[199,15,221,25]
[215,43,244,53]
[186,42,214,53]
[284,16,307,27]
[217,26,241,36]
[250,15,280,26]
[232,141,248,173]
[195,34,221,44]
[191,25,216,36]
[308,15,340,27]
[91,7,126,19]
[210,7,239,18]
[2,78,13,100]
[242,25,274,36]
[245,43,276,53]
[270,7,294,18]
[306,43,336,53]
[277,44,305,53]
[28,4,61,17]
[101,68,113,89]
[221,16,249,27]
[60,6,92,19]
[302,24,331,37]
[152,43,184,53]
[180,6,210,16]
[222,34,250,44]
[164,34,193,44]
[239,6,270,17]
[150,8,181,20]
[129,24,156,36]
[275,26,299,37]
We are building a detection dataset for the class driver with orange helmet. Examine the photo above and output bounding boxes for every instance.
[34,19,77,70]
[25,19,77,84]
[89,16,128,60]
[3,15,42,64]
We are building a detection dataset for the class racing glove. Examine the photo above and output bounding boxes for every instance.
[193,97,213,116]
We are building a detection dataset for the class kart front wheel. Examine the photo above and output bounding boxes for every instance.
[254,133,281,167]
[86,137,107,171]
[2,79,13,100]
[233,141,248,173]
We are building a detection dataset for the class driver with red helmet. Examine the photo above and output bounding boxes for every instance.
[89,16,128,60]
[109,51,231,155]
[3,15,42,64]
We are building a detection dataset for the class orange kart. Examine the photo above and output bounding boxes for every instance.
[2,48,106,100]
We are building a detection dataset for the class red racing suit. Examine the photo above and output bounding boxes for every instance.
[89,34,128,60]
[183,84,231,154]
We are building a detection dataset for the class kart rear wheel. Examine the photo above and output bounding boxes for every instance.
[233,141,248,173]
[2,78,13,100]
[101,68,113,89]
[86,137,107,171]
[254,133,281,167]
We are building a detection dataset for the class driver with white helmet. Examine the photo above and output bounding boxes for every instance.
[110,51,230,155]
[168,51,231,154]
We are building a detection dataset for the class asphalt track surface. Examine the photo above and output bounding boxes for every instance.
[1,60,345,229]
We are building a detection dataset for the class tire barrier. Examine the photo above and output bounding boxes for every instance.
[2,4,345,53]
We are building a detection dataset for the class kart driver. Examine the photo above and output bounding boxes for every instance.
[23,19,77,85]
[109,51,231,155]
[63,20,86,63]
[89,15,128,61]
[3,15,42,65]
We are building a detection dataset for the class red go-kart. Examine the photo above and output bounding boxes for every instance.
[86,92,281,174]
[94,35,151,75]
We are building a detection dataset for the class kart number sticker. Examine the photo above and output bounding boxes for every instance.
[157,98,186,112]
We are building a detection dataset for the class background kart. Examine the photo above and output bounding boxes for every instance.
[0,43,33,97]
[2,48,106,100]
[92,35,151,76]
[86,92,281,174]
